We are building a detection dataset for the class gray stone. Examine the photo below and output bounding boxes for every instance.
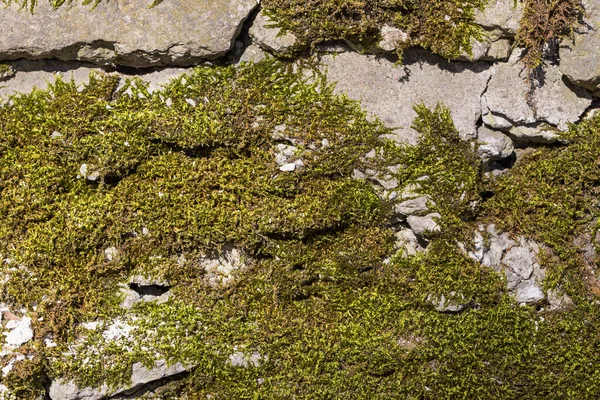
[49,360,188,400]
[468,224,514,272]
[474,0,524,34]
[547,288,574,311]
[502,239,539,280]
[407,213,441,236]
[483,49,592,131]
[560,0,600,93]
[514,280,545,304]
[377,25,409,52]
[0,63,98,99]
[469,226,546,304]
[508,125,562,145]
[394,196,431,216]
[0,0,257,68]
[428,292,468,313]
[238,43,267,64]
[459,36,512,62]
[477,126,514,161]
[320,50,491,144]
[393,229,424,257]
[249,10,297,53]
[128,275,169,288]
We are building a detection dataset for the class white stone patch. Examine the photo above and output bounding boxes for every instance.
[202,245,248,287]
[3,316,33,348]
[78,163,100,181]
[104,246,118,262]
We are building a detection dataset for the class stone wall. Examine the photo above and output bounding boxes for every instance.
[2,1,600,399]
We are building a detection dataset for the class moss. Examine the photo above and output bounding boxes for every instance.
[3,61,600,399]
[516,0,584,70]
[261,0,487,60]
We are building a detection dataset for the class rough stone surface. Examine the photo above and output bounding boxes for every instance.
[238,43,268,63]
[508,124,562,145]
[201,244,248,287]
[321,50,492,143]
[477,126,514,161]
[49,360,188,400]
[474,0,524,34]
[249,10,297,53]
[0,60,194,100]
[394,196,431,217]
[0,0,257,67]
[393,229,424,257]
[560,0,600,94]
[407,213,441,236]
[377,25,409,52]
[482,49,592,131]
[469,225,546,304]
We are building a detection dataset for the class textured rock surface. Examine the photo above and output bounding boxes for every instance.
[469,225,546,304]
[477,126,514,161]
[321,50,492,143]
[474,0,524,34]
[482,49,592,131]
[49,360,188,400]
[407,213,441,236]
[0,60,191,99]
[560,0,600,94]
[249,10,297,53]
[0,0,257,67]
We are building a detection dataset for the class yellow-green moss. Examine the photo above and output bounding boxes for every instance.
[261,0,487,60]
[3,60,600,399]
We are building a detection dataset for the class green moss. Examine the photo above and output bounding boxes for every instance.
[3,60,600,399]
[262,0,487,60]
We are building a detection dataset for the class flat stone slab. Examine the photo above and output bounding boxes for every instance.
[482,49,592,131]
[560,0,600,94]
[0,0,257,67]
[0,60,189,99]
[320,50,492,144]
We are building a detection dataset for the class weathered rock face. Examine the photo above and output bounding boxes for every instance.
[249,10,297,53]
[477,126,514,162]
[49,360,188,400]
[0,0,257,67]
[560,0,600,94]
[469,225,546,304]
[474,0,524,34]
[321,50,492,143]
[482,48,592,141]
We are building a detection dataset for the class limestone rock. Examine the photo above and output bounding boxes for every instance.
[49,360,188,400]
[393,229,424,257]
[407,213,441,236]
[377,25,409,52]
[508,125,562,145]
[201,244,248,287]
[0,0,257,67]
[394,196,430,216]
[560,0,600,94]
[482,49,592,132]
[321,50,491,143]
[474,0,524,34]
[249,10,297,53]
[238,43,267,63]
[469,225,546,304]
[477,126,514,161]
